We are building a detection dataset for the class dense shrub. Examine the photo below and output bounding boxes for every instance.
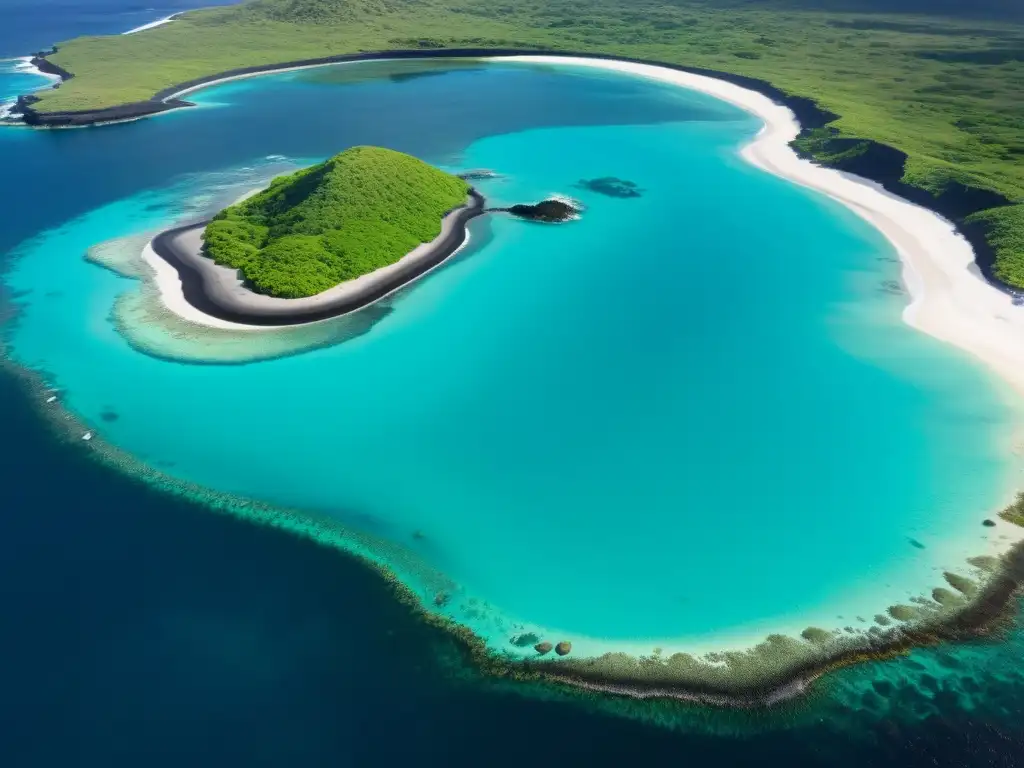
[202,146,469,298]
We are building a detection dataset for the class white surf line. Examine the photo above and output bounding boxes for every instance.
[10,56,61,82]
[123,14,179,35]
[501,56,1024,404]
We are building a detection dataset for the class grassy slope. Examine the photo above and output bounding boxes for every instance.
[204,145,469,297]
[27,0,1024,280]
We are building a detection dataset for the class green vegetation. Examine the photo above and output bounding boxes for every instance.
[22,0,1024,282]
[203,146,469,298]
[999,491,1024,527]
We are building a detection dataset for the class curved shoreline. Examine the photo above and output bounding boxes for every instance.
[147,190,484,326]
[33,54,1024,705]
[14,47,1013,290]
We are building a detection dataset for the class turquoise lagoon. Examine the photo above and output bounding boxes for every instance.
[2,60,1020,664]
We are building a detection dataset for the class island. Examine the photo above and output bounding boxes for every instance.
[205,146,471,299]
[148,146,579,325]
[15,0,1024,711]
[8,0,1021,301]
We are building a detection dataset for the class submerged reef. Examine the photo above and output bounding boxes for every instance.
[85,232,155,279]
[11,349,1024,708]
[457,169,502,181]
[576,177,644,198]
[112,276,393,364]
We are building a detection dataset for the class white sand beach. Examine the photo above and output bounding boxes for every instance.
[155,53,1024,398]
[142,196,478,329]
[502,56,1024,403]
[141,241,264,330]
[123,14,178,35]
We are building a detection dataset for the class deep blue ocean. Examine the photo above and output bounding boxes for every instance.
[0,0,238,57]
[2,3,1024,766]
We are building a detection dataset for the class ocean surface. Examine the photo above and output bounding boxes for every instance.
[2,6,1024,766]
[0,0,240,57]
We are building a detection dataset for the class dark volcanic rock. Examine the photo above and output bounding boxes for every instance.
[555,641,572,656]
[534,642,553,655]
[510,632,540,648]
[983,518,997,527]
[503,199,579,223]
[577,177,643,198]
[458,169,501,181]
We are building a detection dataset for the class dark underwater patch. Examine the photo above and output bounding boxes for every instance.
[576,177,644,198]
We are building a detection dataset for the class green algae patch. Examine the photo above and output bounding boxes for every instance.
[999,491,1024,527]
[801,627,833,644]
[203,146,470,298]
[931,587,961,606]
[944,572,978,596]
[969,555,1000,572]
[887,605,921,622]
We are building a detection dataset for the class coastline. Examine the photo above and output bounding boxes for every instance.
[507,57,1024,403]
[14,52,1024,706]
[473,55,1024,703]
[145,190,485,327]
[13,46,1013,287]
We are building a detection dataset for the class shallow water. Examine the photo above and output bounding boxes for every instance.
[2,59,1017,660]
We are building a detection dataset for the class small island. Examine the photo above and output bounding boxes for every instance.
[148,146,581,326]
[204,146,471,299]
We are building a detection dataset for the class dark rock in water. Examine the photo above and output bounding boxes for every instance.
[577,177,644,198]
[555,641,572,656]
[983,518,997,527]
[534,642,553,655]
[433,591,449,607]
[510,632,540,648]
[458,169,500,181]
[504,199,579,223]
[100,410,120,423]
